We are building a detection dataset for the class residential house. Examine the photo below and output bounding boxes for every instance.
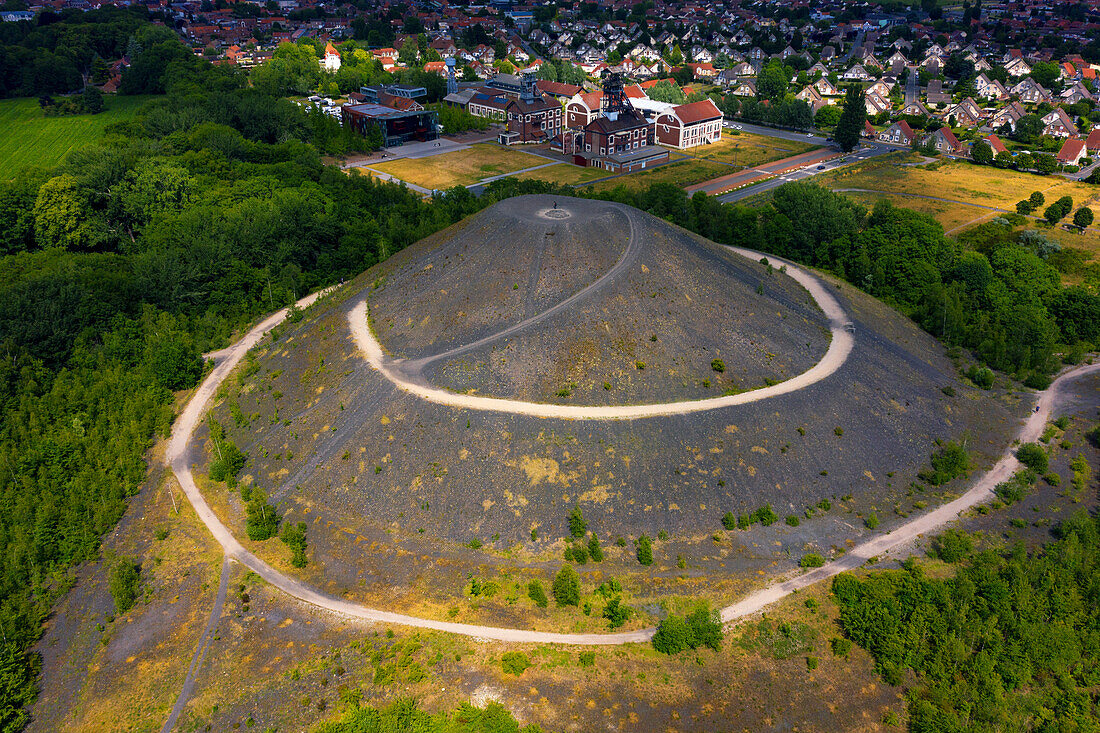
[1056,137,1086,166]
[990,101,1026,133]
[841,64,872,81]
[865,91,890,115]
[1010,77,1050,104]
[945,97,982,126]
[322,41,341,72]
[812,76,840,97]
[878,119,916,145]
[985,134,1008,155]
[1086,128,1100,154]
[1041,108,1077,138]
[928,126,964,155]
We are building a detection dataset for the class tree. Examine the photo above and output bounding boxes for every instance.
[109,556,140,614]
[685,604,723,651]
[81,85,104,114]
[587,533,603,562]
[1034,153,1057,174]
[635,535,653,565]
[552,564,580,606]
[1044,196,1072,224]
[646,80,686,104]
[145,336,202,390]
[33,174,93,249]
[602,596,631,628]
[398,36,418,66]
[528,580,548,607]
[652,614,693,654]
[1029,191,1046,208]
[834,86,866,152]
[814,104,842,128]
[568,504,587,537]
[1013,114,1043,144]
[1073,206,1093,230]
[1016,443,1048,473]
[970,139,993,165]
[1029,61,1060,88]
[756,60,789,101]
[245,489,280,540]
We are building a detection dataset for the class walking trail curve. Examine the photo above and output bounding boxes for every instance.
[167,261,1099,646]
[349,231,855,420]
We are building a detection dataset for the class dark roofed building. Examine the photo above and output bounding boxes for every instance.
[341,103,439,148]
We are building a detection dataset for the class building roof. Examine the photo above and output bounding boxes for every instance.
[325,41,340,58]
[671,99,722,124]
[536,80,582,97]
[935,126,961,149]
[343,103,426,120]
[985,134,1008,154]
[1086,128,1100,151]
[1057,137,1086,162]
[587,110,649,134]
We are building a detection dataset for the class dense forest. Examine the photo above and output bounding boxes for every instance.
[578,181,1100,382]
[2,8,1100,733]
[832,509,1100,731]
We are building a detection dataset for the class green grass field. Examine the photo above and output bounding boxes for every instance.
[0,95,151,179]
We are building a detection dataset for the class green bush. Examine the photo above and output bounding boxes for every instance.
[830,637,851,657]
[527,580,548,608]
[737,514,751,530]
[652,614,693,654]
[994,470,1034,505]
[501,651,531,675]
[922,441,969,485]
[786,515,800,527]
[800,553,826,568]
[280,521,309,567]
[109,557,141,614]
[806,655,819,670]
[245,489,280,541]
[752,503,778,526]
[930,528,972,563]
[968,365,994,389]
[1016,443,1048,473]
[722,511,736,530]
[636,535,653,566]
[652,603,723,654]
[552,565,580,606]
[602,596,632,629]
[209,440,247,487]
[711,358,725,373]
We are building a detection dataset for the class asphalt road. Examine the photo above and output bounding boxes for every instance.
[717,142,896,203]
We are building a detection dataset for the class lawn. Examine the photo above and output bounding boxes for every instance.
[818,154,1100,213]
[0,95,152,179]
[586,156,732,193]
[367,143,550,190]
[510,162,609,187]
[840,191,1000,234]
[682,131,822,168]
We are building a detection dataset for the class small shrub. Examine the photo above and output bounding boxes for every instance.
[552,565,580,606]
[834,426,844,437]
[864,513,880,530]
[109,557,141,614]
[806,656,819,670]
[153,527,169,541]
[602,596,632,629]
[1016,443,1048,473]
[466,538,482,549]
[722,512,736,530]
[636,535,653,566]
[527,580,548,608]
[941,386,956,396]
[930,528,972,563]
[501,651,531,675]
[635,361,645,370]
[1044,472,1061,486]
[578,651,595,667]
[800,553,826,568]
[711,359,725,373]
[657,530,668,541]
[752,504,778,527]
[830,637,852,657]
[967,365,994,389]
[652,615,693,654]
[922,441,969,486]
[786,515,800,527]
[280,521,309,567]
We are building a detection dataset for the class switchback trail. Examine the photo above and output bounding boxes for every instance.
[166,269,1096,649]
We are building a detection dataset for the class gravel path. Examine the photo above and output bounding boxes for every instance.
[351,242,854,420]
[165,254,1096,651]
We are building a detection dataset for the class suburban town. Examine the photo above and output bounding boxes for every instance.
[1,0,1100,730]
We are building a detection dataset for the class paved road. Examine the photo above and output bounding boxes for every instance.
[717,143,895,203]
[165,266,1097,648]
[904,65,918,105]
[350,235,854,420]
[161,558,230,733]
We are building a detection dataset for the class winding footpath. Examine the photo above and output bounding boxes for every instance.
[351,242,854,420]
[166,255,1099,657]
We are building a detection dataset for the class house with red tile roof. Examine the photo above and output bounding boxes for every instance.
[985,134,1008,155]
[1086,129,1100,154]
[929,126,964,155]
[1056,137,1086,166]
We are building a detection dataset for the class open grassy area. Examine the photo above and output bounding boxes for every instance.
[0,95,152,179]
[509,161,609,186]
[683,131,822,168]
[819,153,1100,213]
[587,156,732,193]
[367,143,549,190]
[841,190,1001,234]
